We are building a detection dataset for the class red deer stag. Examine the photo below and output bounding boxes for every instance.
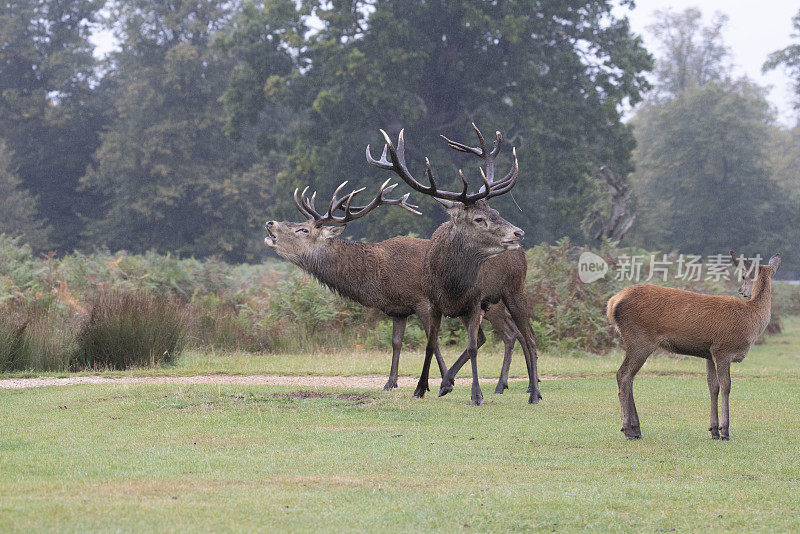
[264,180,526,393]
[606,251,780,440]
[367,125,541,405]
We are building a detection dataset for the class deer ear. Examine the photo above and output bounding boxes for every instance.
[769,253,781,276]
[321,225,345,239]
[434,198,463,217]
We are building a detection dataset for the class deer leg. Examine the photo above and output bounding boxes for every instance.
[384,317,407,390]
[469,336,484,406]
[439,321,486,398]
[466,311,485,405]
[414,311,441,399]
[495,327,516,394]
[714,356,732,440]
[503,294,540,403]
[706,358,720,439]
[493,309,518,394]
[616,344,651,439]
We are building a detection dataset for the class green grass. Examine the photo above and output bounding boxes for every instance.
[6,315,800,381]
[1,319,800,531]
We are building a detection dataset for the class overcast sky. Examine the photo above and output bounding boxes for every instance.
[623,0,798,127]
[90,1,799,127]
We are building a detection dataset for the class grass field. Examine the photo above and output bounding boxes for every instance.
[2,320,800,531]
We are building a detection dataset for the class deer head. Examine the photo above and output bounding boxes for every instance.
[366,124,524,257]
[265,180,420,265]
[730,251,781,298]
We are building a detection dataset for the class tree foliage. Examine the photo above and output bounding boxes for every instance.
[81,0,265,261]
[630,82,796,257]
[222,0,652,243]
[646,8,731,98]
[764,9,800,114]
[0,140,51,250]
[0,0,105,251]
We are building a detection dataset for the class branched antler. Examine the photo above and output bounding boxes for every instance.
[293,179,421,226]
[366,124,518,205]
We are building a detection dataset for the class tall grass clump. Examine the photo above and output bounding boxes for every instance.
[73,290,188,370]
[0,304,77,372]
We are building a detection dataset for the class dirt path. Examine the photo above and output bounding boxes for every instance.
[0,374,534,390]
[0,372,708,390]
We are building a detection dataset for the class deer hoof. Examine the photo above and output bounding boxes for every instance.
[494,384,506,394]
[528,393,539,405]
[438,384,453,397]
[412,385,427,398]
[382,379,397,391]
[471,397,484,406]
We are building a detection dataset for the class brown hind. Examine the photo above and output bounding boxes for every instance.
[607,251,780,440]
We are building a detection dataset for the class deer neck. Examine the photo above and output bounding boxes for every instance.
[299,239,375,304]
[426,224,493,306]
[746,272,772,310]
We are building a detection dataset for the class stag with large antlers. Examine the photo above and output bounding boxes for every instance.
[265,179,528,393]
[367,124,541,405]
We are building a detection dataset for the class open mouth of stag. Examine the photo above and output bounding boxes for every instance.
[264,227,277,247]
[501,239,521,249]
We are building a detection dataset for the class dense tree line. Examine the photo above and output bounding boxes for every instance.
[1,2,799,271]
[627,8,800,275]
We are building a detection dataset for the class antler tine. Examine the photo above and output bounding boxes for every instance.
[457,169,470,202]
[366,129,439,196]
[326,181,349,218]
[489,130,503,159]
[321,178,422,225]
[484,147,518,200]
[293,188,316,221]
[299,186,324,220]
[367,126,517,204]
[440,123,488,158]
[441,122,505,186]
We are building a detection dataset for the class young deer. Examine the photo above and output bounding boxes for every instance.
[606,251,780,440]
[367,125,540,405]
[264,180,527,393]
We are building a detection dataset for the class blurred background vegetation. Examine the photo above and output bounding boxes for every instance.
[2,234,796,371]
[2,1,798,270]
[2,1,800,371]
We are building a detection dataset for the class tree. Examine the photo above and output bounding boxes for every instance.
[764,9,800,114]
[0,0,105,251]
[582,166,636,243]
[646,8,731,98]
[629,82,796,258]
[223,0,652,243]
[0,140,51,250]
[82,0,265,261]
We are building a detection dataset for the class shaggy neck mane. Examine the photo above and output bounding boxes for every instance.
[298,239,377,305]
[428,224,489,302]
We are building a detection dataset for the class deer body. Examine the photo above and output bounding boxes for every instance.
[266,218,525,391]
[607,252,779,440]
[367,125,540,405]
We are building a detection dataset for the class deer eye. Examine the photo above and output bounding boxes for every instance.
[474,217,485,223]
[297,228,309,234]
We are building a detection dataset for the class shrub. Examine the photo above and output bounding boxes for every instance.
[0,303,76,372]
[73,290,188,370]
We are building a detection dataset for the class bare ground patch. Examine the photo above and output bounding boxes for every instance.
[0,372,718,390]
